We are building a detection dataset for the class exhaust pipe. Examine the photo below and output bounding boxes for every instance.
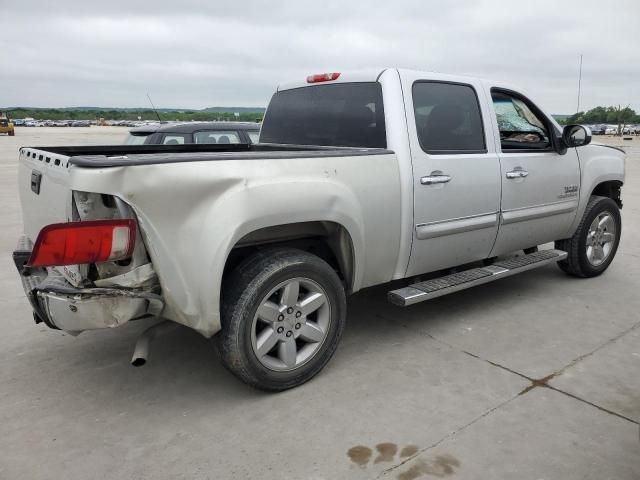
[131,320,177,367]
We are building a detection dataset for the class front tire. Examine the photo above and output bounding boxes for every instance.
[219,248,346,391]
[555,196,621,277]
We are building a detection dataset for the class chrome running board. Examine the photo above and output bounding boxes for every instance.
[388,249,567,307]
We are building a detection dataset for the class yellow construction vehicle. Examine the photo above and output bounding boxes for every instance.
[0,112,15,136]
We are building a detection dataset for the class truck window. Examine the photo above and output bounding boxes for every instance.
[260,83,386,148]
[412,82,486,154]
[194,131,241,144]
[491,91,550,150]
[247,131,260,143]
[162,134,188,145]
[124,133,150,145]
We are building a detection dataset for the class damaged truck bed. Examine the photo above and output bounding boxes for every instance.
[14,142,396,341]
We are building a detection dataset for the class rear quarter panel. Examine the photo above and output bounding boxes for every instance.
[69,153,401,336]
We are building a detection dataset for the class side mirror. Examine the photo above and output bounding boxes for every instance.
[562,124,592,148]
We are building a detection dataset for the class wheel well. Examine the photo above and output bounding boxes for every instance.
[592,181,623,208]
[223,221,356,291]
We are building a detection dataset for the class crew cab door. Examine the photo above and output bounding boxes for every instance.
[401,73,502,276]
[486,87,581,256]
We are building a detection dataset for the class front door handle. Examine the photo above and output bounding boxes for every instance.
[421,172,452,185]
[506,169,529,179]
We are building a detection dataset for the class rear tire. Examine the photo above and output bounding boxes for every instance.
[555,196,621,277]
[218,248,346,391]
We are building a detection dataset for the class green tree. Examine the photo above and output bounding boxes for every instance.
[563,105,639,127]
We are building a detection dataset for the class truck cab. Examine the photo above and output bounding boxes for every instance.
[261,69,623,281]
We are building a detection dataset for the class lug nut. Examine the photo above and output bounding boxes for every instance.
[278,314,284,321]
[287,307,294,314]
[295,323,301,329]
[295,311,301,318]
[286,331,293,337]
[277,326,284,334]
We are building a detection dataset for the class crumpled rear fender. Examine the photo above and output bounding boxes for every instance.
[69,155,401,337]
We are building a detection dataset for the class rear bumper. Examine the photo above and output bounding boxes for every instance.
[13,235,163,333]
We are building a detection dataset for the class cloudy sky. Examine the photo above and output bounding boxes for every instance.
[1,0,639,114]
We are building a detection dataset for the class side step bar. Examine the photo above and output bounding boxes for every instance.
[388,249,567,307]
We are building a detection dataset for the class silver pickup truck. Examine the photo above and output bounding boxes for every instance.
[13,68,625,390]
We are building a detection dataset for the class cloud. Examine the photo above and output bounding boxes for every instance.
[1,0,638,113]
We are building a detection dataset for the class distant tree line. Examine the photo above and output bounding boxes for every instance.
[7,105,638,127]
[4,108,264,123]
[562,105,639,126]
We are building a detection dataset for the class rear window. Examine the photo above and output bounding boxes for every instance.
[247,131,260,143]
[194,131,241,144]
[260,82,386,148]
[162,134,188,145]
[124,133,149,145]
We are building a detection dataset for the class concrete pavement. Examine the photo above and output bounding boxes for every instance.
[0,127,638,479]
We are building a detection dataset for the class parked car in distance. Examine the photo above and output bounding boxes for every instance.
[589,124,606,135]
[605,125,618,135]
[622,125,637,135]
[124,121,261,145]
[14,68,625,391]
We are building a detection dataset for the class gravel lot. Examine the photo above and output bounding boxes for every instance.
[0,127,638,479]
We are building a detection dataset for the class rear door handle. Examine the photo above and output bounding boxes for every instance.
[421,173,452,185]
[506,170,529,179]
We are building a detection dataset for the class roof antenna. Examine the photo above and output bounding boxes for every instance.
[146,93,162,122]
[576,54,583,113]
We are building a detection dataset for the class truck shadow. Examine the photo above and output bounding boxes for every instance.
[29,264,570,408]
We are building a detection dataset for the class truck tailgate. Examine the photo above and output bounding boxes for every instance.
[18,148,72,240]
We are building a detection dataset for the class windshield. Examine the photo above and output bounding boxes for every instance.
[124,133,150,145]
[260,82,386,148]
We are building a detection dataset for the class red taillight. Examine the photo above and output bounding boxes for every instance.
[306,72,341,83]
[28,219,136,268]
